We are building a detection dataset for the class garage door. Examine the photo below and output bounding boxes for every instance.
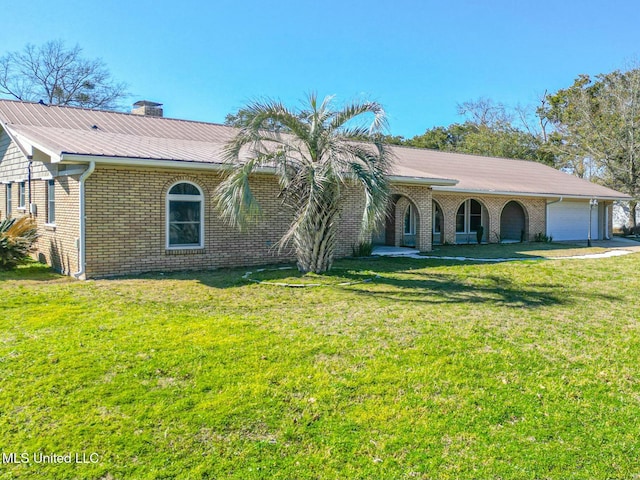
[547,200,598,241]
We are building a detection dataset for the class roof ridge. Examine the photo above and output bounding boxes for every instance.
[0,98,232,129]
[388,142,545,165]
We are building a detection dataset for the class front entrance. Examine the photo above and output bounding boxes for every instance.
[500,201,527,241]
[372,194,420,248]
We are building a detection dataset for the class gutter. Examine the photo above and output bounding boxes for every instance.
[58,153,278,175]
[433,186,630,202]
[72,161,96,279]
[388,175,458,187]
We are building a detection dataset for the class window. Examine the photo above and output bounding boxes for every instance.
[469,199,482,232]
[456,202,466,233]
[47,179,55,224]
[433,201,442,233]
[5,184,11,218]
[456,199,483,233]
[18,182,26,209]
[166,182,203,248]
[404,204,416,235]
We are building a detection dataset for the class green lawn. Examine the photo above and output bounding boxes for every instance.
[424,242,612,259]
[1,254,640,479]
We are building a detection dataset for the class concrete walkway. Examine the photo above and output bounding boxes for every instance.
[372,238,640,263]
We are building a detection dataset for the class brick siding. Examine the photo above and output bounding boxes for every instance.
[432,192,546,244]
[83,166,367,278]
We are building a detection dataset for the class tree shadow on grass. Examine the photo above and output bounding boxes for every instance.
[97,256,623,311]
[337,258,621,309]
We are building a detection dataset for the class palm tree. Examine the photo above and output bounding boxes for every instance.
[215,93,393,273]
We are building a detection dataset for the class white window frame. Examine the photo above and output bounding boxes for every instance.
[166,181,204,249]
[5,183,12,218]
[46,179,56,225]
[433,200,442,234]
[18,182,26,210]
[456,201,466,233]
[404,204,416,235]
[456,199,483,233]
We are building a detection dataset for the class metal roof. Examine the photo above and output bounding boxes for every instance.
[0,99,631,200]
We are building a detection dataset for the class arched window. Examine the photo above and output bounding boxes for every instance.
[433,201,442,234]
[166,182,204,248]
[404,204,416,235]
[456,199,483,233]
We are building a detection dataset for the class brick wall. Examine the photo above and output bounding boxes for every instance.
[83,166,367,278]
[390,185,433,251]
[0,129,80,273]
[432,192,546,244]
[30,177,80,274]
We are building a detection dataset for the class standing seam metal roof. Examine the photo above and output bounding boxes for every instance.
[0,99,631,199]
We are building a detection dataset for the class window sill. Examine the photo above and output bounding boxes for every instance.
[44,223,57,231]
[165,248,205,255]
[17,207,27,212]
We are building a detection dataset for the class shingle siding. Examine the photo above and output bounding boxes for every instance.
[0,130,29,183]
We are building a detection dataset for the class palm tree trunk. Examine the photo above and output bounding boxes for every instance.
[295,206,339,274]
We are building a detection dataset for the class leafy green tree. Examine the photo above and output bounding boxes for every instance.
[0,40,127,109]
[216,94,392,273]
[542,68,640,229]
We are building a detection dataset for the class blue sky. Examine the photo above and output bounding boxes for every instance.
[2,0,639,137]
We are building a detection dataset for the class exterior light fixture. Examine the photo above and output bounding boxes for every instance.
[588,198,598,247]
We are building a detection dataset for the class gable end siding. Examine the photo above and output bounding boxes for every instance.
[0,130,29,183]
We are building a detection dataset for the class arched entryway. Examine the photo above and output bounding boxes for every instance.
[500,201,528,242]
[372,194,420,248]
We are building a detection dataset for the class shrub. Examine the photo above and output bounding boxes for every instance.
[0,216,39,270]
[533,232,553,243]
[476,225,484,245]
[351,241,374,257]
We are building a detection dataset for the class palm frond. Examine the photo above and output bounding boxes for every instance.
[214,158,262,230]
[216,92,393,272]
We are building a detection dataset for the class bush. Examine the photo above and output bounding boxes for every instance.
[533,232,553,243]
[0,216,39,270]
[476,225,484,245]
[621,225,640,236]
[351,241,374,257]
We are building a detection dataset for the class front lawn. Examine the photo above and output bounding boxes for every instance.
[1,255,640,479]
[424,241,610,259]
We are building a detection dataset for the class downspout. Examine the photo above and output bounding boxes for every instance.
[546,196,563,238]
[73,161,96,279]
[604,202,610,240]
[27,158,33,215]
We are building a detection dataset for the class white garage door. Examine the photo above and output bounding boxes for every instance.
[547,200,599,241]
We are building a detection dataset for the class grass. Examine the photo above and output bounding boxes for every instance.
[425,242,612,259]
[1,254,640,479]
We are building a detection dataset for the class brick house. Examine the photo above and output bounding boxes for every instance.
[0,99,630,278]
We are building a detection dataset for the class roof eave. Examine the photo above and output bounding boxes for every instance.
[3,123,61,162]
[432,185,632,201]
[59,153,277,174]
[388,175,458,187]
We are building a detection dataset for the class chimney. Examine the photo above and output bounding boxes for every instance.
[132,100,163,117]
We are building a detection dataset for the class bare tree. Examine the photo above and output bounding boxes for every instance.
[0,40,127,109]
